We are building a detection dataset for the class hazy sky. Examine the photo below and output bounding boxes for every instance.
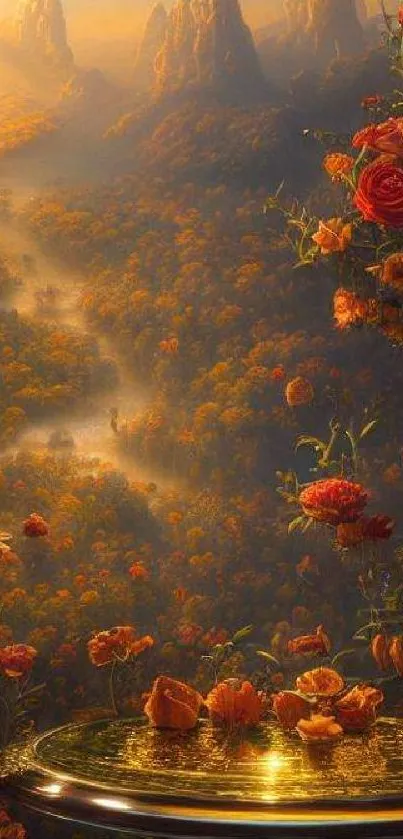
[0,0,279,37]
[0,1,388,41]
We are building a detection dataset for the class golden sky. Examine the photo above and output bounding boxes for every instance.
[0,1,387,43]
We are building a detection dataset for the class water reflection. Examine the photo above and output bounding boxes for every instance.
[27,718,403,804]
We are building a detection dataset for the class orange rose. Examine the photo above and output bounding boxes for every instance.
[296,714,343,742]
[381,253,403,291]
[353,118,403,157]
[371,634,393,671]
[285,377,314,407]
[272,691,312,730]
[333,288,370,330]
[88,626,153,667]
[312,218,352,255]
[323,153,354,181]
[389,636,403,677]
[288,625,331,656]
[0,644,37,679]
[206,680,264,730]
[296,667,344,697]
[144,676,203,730]
[130,635,154,656]
[354,159,403,227]
[335,684,383,732]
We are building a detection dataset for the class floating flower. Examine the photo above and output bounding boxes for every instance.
[296,667,344,697]
[0,644,37,679]
[312,218,352,255]
[323,153,354,181]
[333,288,369,330]
[399,5,403,26]
[285,377,314,407]
[371,634,393,671]
[272,691,311,730]
[206,680,264,730]
[23,513,49,538]
[296,714,343,742]
[88,626,154,667]
[353,118,403,157]
[389,637,403,677]
[288,625,331,656]
[354,159,403,227]
[144,676,203,730]
[335,685,383,732]
[299,478,368,525]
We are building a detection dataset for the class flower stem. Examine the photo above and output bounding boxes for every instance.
[109,660,118,717]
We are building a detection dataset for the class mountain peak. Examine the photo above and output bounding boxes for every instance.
[135,2,168,88]
[16,0,74,71]
[282,0,364,61]
[153,0,265,98]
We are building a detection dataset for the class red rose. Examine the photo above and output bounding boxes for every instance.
[354,159,403,228]
[0,644,37,679]
[299,478,368,525]
[353,118,403,157]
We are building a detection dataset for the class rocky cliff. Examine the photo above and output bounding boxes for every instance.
[16,0,74,71]
[307,0,364,61]
[153,0,265,96]
[135,3,168,88]
[282,0,364,61]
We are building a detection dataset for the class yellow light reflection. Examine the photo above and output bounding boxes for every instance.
[38,782,63,796]
[92,798,131,811]
[264,752,286,774]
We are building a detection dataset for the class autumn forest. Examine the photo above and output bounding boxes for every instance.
[0,0,402,835]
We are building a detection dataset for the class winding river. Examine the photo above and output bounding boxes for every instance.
[0,200,176,491]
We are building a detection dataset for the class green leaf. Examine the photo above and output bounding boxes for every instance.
[288,515,306,534]
[301,517,313,533]
[275,180,285,198]
[359,420,378,440]
[212,644,226,661]
[353,622,378,640]
[295,436,325,453]
[256,651,280,667]
[232,625,254,644]
[331,649,357,667]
